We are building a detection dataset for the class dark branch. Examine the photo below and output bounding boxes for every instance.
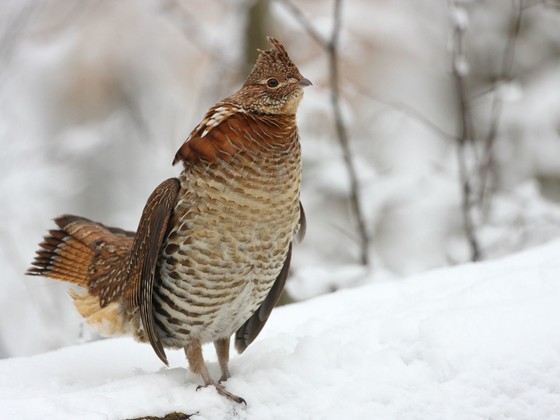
[276,0,371,265]
[450,0,481,262]
[478,0,523,206]
[273,0,328,48]
[326,0,370,265]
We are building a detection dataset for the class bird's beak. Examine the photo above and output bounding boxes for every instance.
[298,77,312,87]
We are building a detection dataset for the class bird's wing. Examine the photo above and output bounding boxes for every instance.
[124,177,180,366]
[235,243,292,354]
[234,202,305,353]
[297,201,306,243]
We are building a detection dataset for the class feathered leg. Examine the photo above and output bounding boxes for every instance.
[214,337,231,382]
[184,340,245,404]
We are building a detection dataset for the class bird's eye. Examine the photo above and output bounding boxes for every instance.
[267,78,279,88]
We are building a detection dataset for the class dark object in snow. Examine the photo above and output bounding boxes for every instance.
[126,411,197,420]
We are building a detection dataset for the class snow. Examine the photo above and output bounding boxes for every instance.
[2,240,560,420]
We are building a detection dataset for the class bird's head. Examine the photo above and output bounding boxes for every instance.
[233,37,312,116]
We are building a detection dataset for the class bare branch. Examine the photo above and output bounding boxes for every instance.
[276,0,370,265]
[450,0,481,262]
[161,0,240,67]
[327,0,370,265]
[478,0,523,206]
[272,0,328,48]
[348,84,458,142]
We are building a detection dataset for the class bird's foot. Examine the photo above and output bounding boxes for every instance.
[196,380,246,404]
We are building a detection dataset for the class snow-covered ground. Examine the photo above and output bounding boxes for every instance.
[2,240,559,420]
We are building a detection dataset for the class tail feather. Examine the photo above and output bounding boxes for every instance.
[27,215,138,338]
[27,215,134,304]
[28,226,93,286]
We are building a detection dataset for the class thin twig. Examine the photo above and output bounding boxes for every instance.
[276,0,370,265]
[478,0,523,207]
[450,0,481,262]
[274,0,328,48]
[348,84,458,142]
[161,0,237,65]
[327,0,370,265]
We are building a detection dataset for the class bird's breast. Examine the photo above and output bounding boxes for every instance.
[154,133,301,348]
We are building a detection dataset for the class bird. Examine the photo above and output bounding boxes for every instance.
[27,36,310,404]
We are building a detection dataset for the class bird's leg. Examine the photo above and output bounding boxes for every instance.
[184,340,245,404]
[214,337,231,382]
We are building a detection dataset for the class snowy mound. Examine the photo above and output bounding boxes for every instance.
[2,241,560,420]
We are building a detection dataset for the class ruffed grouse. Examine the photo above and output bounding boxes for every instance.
[27,37,310,404]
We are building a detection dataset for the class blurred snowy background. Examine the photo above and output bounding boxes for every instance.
[1,0,560,358]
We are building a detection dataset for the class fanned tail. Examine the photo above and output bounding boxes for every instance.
[27,215,98,286]
[27,215,134,295]
[27,215,137,337]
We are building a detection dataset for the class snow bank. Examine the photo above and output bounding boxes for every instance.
[1,240,560,420]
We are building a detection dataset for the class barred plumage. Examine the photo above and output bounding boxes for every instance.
[27,37,310,404]
[156,112,301,350]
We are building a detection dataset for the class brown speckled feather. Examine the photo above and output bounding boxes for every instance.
[173,104,297,166]
[28,215,134,306]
